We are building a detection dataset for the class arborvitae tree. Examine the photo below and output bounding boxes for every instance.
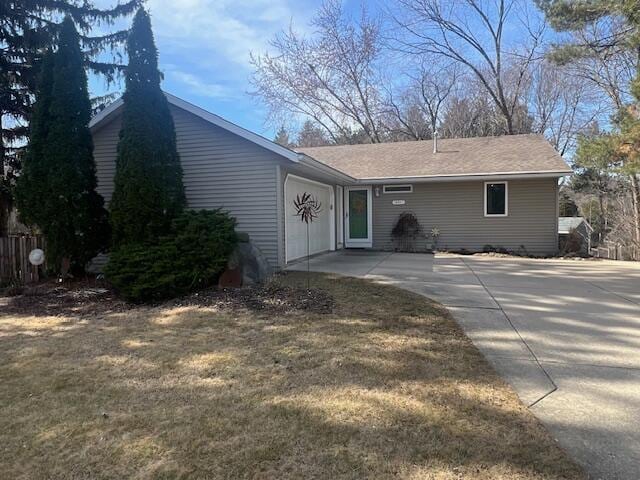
[15,17,110,273]
[1,0,141,235]
[109,8,185,246]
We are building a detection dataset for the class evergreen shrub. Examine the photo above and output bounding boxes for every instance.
[105,210,238,302]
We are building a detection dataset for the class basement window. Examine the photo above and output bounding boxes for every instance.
[383,184,413,194]
[484,182,508,216]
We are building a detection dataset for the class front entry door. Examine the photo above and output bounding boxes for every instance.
[345,186,372,248]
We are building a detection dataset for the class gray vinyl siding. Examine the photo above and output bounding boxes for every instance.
[92,105,281,268]
[371,178,559,255]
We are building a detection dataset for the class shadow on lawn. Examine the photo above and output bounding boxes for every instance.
[0,274,335,319]
[0,272,586,479]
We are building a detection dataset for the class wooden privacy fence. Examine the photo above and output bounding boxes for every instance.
[0,235,45,284]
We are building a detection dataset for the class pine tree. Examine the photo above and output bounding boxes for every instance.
[296,120,330,147]
[109,8,185,247]
[15,17,110,273]
[539,0,640,245]
[14,50,55,229]
[274,126,292,147]
[1,0,141,235]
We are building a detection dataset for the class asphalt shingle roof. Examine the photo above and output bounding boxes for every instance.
[297,134,570,180]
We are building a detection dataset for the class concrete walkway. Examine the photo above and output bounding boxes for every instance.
[288,251,640,480]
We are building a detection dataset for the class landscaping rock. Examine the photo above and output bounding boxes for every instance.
[229,234,271,285]
[218,267,242,288]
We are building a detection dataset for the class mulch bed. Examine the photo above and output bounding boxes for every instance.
[0,276,335,317]
[438,250,595,260]
[174,281,335,314]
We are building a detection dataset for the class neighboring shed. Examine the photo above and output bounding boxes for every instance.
[558,217,594,254]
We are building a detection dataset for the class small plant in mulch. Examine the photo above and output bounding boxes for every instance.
[429,226,440,251]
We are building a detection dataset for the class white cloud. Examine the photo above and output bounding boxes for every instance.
[146,0,310,70]
[165,68,234,99]
[91,0,315,134]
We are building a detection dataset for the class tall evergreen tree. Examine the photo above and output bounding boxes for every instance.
[274,126,292,148]
[14,50,55,229]
[15,17,110,273]
[1,0,141,235]
[109,8,185,247]
[296,120,330,147]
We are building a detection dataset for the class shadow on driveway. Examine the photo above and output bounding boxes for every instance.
[288,251,640,480]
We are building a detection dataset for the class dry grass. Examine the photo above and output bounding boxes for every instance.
[0,272,583,479]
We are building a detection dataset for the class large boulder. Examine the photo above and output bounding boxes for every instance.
[227,233,271,285]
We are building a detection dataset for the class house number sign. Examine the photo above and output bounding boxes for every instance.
[392,199,406,205]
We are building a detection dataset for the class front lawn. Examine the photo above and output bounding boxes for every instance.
[0,272,583,479]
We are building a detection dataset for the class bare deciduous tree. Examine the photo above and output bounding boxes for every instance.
[251,0,607,168]
[391,0,546,135]
[250,0,384,144]
[439,73,534,138]
[440,93,502,138]
[530,61,604,155]
[381,61,459,140]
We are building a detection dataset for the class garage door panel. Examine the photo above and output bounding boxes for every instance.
[285,176,333,262]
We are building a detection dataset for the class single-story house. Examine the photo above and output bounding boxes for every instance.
[558,216,594,254]
[90,92,571,271]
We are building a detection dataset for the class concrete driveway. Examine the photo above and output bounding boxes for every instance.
[288,251,640,480]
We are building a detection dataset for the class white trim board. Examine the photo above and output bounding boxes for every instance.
[336,185,344,249]
[484,181,509,217]
[361,171,571,183]
[345,186,373,248]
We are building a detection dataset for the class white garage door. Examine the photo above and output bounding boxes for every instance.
[285,175,334,262]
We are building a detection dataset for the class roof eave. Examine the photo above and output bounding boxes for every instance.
[89,97,123,130]
[356,170,572,184]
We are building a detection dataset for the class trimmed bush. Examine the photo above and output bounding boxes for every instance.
[391,212,423,252]
[105,210,237,302]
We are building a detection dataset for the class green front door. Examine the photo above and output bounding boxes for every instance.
[346,187,371,247]
[348,189,368,239]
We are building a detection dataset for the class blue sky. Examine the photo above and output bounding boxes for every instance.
[91,0,369,138]
[89,1,557,139]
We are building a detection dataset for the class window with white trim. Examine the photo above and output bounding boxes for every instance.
[383,184,413,194]
[484,182,508,216]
